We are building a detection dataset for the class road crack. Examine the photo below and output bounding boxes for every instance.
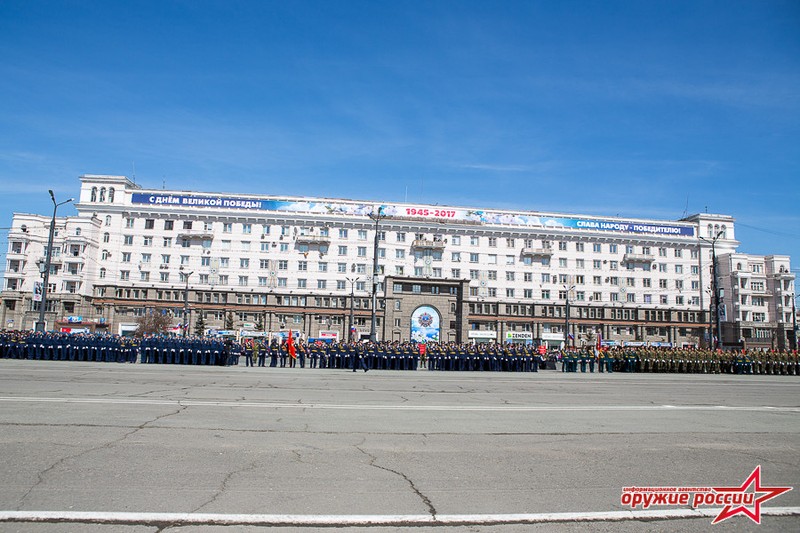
[16,404,187,510]
[355,443,436,517]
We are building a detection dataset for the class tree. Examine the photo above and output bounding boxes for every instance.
[225,311,234,330]
[134,309,173,337]
[194,313,206,337]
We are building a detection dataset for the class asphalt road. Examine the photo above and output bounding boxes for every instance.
[0,360,798,532]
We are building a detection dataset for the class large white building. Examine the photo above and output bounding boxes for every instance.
[1,174,795,349]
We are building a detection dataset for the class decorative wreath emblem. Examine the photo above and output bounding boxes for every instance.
[418,312,434,328]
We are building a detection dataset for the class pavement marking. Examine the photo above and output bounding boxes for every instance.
[0,508,799,525]
[1,396,799,412]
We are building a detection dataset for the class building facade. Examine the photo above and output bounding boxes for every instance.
[1,174,795,349]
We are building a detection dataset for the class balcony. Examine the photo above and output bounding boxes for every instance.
[412,239,445,251]
[178,229,214,239]
[521,247,553,257]
[295,234,331,245]
[623,253,655,263]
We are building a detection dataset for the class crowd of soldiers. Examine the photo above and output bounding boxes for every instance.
[1,330,798,376]
[0,331,140,363]
[560,347,800,375]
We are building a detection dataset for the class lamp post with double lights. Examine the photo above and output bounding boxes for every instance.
[368,206,386,342]
[699,230,725,350]
[35,190,74,332]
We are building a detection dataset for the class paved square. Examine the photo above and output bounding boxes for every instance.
[0,361,798,531]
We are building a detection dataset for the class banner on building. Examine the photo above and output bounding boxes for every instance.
[32,281,43,302]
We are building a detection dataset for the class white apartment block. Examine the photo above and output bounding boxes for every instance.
[1,175,794,349]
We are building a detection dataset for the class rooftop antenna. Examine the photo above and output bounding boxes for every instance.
[682,195,689,218]
[132,161,137,184]
[404,185,408,203]
[705,205,708,213]
[162,176,166,190]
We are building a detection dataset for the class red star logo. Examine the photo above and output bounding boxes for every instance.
[711,465,792,524]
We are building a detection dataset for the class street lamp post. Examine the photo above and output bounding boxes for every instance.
[792,293,798,351]
[699,230,725,350]
[182,271,194,337]
[35,190,73,332]
[346,276,359,342]
[368,206,386,342]
[563,284,575,349]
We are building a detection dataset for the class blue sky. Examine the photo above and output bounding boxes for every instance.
[1,1,798,271]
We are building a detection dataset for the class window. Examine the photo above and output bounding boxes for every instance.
[576,243,584,252]
[358,230,368,240]
[121,252,131,263]
[298,261,307,271]
[541,289,550,300]
[609,244,618,253]
[125,218,134,229]
[123,235,132,245]
[337,263,347,273]
[240,258,250,268]
[318,262,328,272]
[278,260,288,270]
[576,259,584,269]
[318,280,327,289]
[357,246,367,257]
[163,237,172,247]
[164,220,174,231]
[223,223,232,233]
[144,219,155,230]
[452,268,461,278]
[559,258,568,268]
[452,236,461,245]
[506,271,515,281]
[470,253,479,263]
[141,253,152,263]
[238,276,248,286]
[180,255,189,265]
[470,236,479,246]
[338,245,348,256]
[120,270,130,280]
[161,254,170,264]
[593,243,602,253]
[160,272,169,282]
[143,236,153,247]
[559,242,567,251]
[488,237,497,247]
[396,249,405,259]
[242,223,251,234]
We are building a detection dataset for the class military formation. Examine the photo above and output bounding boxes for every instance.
[559,347,800,375]
[1,330,798,376]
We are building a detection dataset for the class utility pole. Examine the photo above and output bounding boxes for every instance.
[346,275,359,342]
[563,283,575,349]
[182,271,193,337]
[35,190,73,332]
[368,206,386,342]
[699,230,725,350]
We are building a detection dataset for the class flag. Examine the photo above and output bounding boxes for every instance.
[287,329,296,359]
[597,330,603,349]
